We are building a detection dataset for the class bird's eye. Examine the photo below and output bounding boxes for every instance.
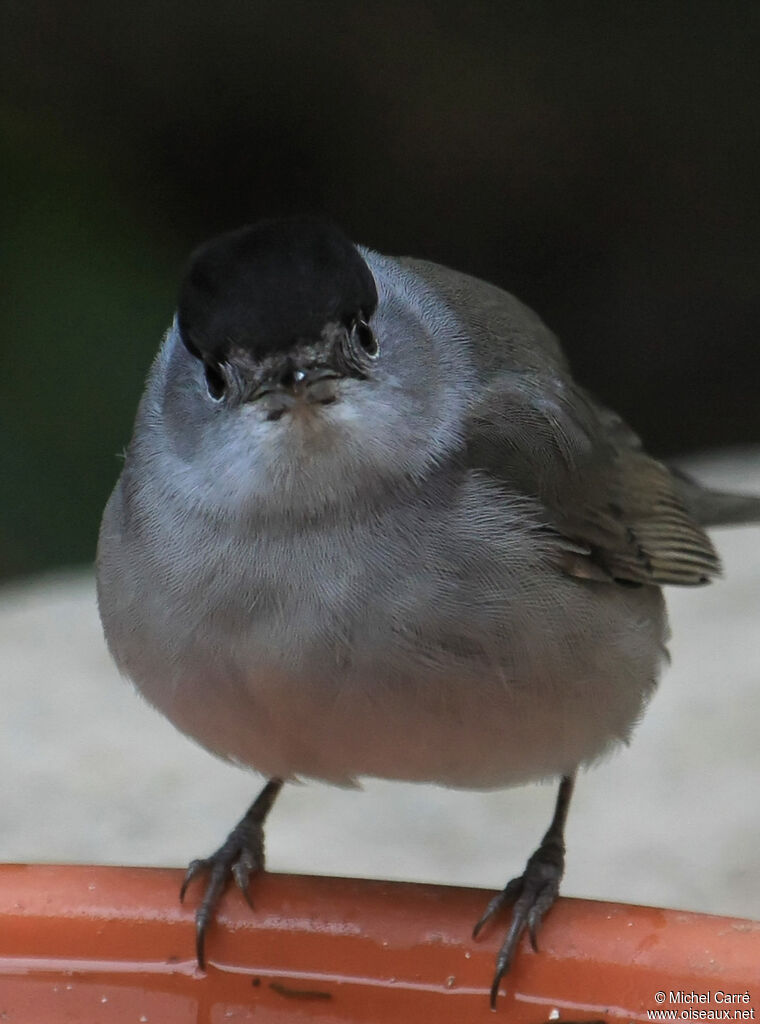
[203,362,226,401]
[351,317,379,358]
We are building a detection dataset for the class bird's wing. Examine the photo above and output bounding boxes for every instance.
[466,372,721,586]
[400,256,720,587]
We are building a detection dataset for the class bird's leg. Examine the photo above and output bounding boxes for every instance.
[473,773,575,1008]
[180,777,283,969]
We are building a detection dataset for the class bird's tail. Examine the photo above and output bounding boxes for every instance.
[669,466,760,528]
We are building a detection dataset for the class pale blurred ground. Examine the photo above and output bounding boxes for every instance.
[1,450,758,919]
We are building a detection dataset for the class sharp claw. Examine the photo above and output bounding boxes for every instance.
[180,849,252,969]
[232,861,249,891]
[527,899,547,952]
[182,857,240,970]
[472,913,489,940]
[195,914,207,971]
[180,859,206,903]
[473,900,499,939]
[233,864,255,910]
[489,971,502,1010]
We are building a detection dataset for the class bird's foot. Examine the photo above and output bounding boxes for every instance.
[180,814,264,969]
[473,835,565,1009]
[179,779,282,969]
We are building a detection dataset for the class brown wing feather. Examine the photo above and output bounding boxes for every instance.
[466,373,721,587]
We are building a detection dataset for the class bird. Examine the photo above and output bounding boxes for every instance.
[96,215,760,1008]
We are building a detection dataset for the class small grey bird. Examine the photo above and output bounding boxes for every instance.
[96,217,760,1007]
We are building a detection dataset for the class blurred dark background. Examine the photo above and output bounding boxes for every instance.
[1,2,758,580]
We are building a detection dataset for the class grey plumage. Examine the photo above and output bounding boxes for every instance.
[97,234,758,784]
[95,219,759,998]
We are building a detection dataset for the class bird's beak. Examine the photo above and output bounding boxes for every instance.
[252,365,341,419]
[282,366,341,395]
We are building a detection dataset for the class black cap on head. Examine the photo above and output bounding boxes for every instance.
[177,217,378,364]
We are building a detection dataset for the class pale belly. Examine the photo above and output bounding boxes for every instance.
[122,575,667,789]
[98,477,668,789]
